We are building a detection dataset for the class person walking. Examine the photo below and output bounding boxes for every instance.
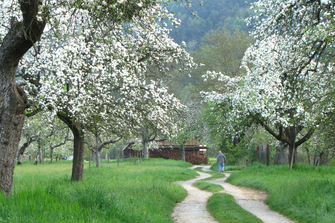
[216,151,226,173]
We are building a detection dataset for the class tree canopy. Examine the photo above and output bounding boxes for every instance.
[202,0,335,169]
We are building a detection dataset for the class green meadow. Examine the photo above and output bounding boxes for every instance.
[4,159,335,223]
[226,164,335,223]
[2,159,197,223]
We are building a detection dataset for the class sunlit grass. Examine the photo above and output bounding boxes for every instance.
[2,158,197,223]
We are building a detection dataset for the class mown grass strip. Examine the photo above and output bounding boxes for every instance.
[192,166,226,181]
[193,182,223,193]
[207,193,262,223]
[2,158,198,223]
[192,168,262,223]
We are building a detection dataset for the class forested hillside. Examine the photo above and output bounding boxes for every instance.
[168,0,256,50]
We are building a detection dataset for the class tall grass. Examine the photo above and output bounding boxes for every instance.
[1,158,197,223]
[207,193,262,223]
[226,164,335,223]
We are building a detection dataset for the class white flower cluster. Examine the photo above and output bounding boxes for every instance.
[17,2,195,137]
[203,0,335,136]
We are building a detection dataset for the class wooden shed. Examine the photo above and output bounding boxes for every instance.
[122,137,208,165]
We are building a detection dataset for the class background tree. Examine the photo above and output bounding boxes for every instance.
[172,29,254,160]
[19,3,194,182]
[203,33,335,170]
[167,0,257,50]
[0,0,46,196]
[168,28,253,103]
[0,0,195,196]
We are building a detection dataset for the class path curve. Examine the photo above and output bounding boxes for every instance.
[172,167,218,223]
[203,166,294,223]
[172,166,294,223]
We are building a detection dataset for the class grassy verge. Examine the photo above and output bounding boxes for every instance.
[226,164,335,223]
[192,166,225,181]
[2,158,197,223]
[193,182,223,193]
[208,193,262,223]
[193,164,262,223]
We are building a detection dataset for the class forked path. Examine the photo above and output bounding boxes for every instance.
[172,168,218,223]
[172,166,294,223]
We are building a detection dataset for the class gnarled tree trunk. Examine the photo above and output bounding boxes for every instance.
[57,112,85,181]
[17,134,37,165]
[0,0,46,195]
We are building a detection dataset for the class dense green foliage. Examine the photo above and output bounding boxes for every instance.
[167,0,256,50]
[169,28,253,103]
[2,159,197,223]
[166,25,254,161]
[227,164,335,223]
[207,193,262,223]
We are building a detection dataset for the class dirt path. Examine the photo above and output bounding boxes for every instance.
[172,169,218,223]
[172,166,294,223]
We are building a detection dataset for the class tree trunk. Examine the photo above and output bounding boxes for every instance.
[0,0,46,196]
[17,154,23,165]
[57,112,85,181]
[182,145,185,162]
[38,139,43,164]
[280,142,287,165]
[289,125,296,170]
[108,153,110,168]
[305,147,310,165]
[0,83,27,196]
[50,147,54,163]
[275,146,280,165]
[92,150,96,162]
[143,130,149,159]
[17,135,37,165]
[96,149,101,168]
[95,134,101,168]
[314,152,319,166]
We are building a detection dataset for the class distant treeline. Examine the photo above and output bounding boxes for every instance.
[167,0,257,50]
